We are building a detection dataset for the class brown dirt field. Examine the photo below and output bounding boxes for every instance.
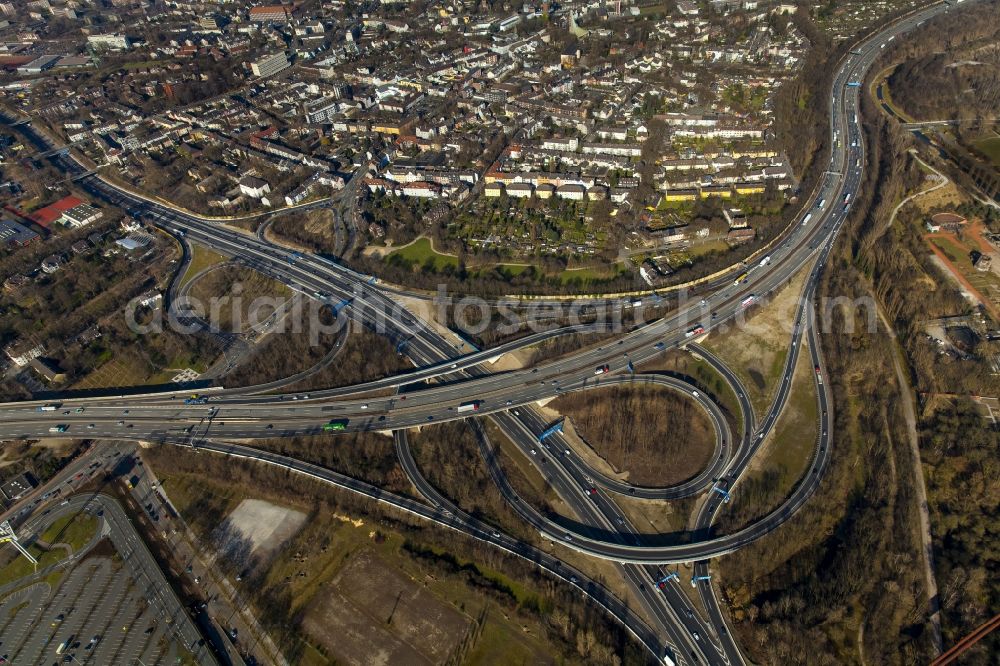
[914,181,965,212]
[187,265,290,333]
[702,263,810,416]
[302,549,471,666]
[550,384,715,486]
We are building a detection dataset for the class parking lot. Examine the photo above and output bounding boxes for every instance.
[0,493,213,665]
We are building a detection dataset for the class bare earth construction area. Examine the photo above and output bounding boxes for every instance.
[302,549,472,666]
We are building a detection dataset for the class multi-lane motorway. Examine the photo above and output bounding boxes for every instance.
[0,2,978,663]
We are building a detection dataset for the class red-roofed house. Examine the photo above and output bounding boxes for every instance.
[249,5,290,22]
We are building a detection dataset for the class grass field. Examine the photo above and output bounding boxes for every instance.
[188,265,291,332]
[40,513,99,552]
[179,244,229,289]
[557,264,625,284]
[73,357,150,390]
[495,263,531,277]
[717,341,818,533]
[927,233,1000,314]
[0,547,65,586]
[387,237,459,271]
[974,136,1000,168]
[703,266,809,417]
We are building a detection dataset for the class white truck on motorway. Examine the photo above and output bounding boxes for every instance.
[759,255,771,268]
[456,401,481,413]
[38,403,59,411]
[685,325,705,338]
[801,212,813,226]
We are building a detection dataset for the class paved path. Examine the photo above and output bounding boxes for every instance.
[880,151,945,655]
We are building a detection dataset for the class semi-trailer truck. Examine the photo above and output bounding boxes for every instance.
[323,419,348,431]
[801,212,813,226]
[740,295,756,308]
[759,255,771,268]
[457,401,481,413]
[49,425,68,433]
[685,325,705,338]
[38,404,59,412]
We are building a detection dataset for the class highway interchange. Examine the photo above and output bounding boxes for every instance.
[0,2,979,663]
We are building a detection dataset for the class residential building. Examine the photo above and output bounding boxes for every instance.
[41,255,64,273]
[87,34,131,50]
[30,357,66,383]
[251,52,290,78]
[239,176,271,198]
[4,339,44,367]
[249,5,290,23]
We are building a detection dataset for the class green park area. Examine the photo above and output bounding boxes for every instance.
[387,237,459,272]
[0,513,98,586]
[974,136,1000,168]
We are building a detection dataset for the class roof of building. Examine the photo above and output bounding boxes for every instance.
[28,195,85,228]
[249,4,289,17]
[115,232,153,250]
[0,218,39,245]
[1,471,36,501]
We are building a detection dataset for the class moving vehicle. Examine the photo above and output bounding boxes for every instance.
[38,404,59,412]
[323,419,349,431]
[733,272,748,286]
[457,400,481,413]
[685,325,705,338]
[843,192,852,204]
[184,396,207,405]
[740,295,756,309]
[594,364,610,375]
[817,198,826,209]
[49,425,68,433]
[801,212,813,226]
[759,255,771,268]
